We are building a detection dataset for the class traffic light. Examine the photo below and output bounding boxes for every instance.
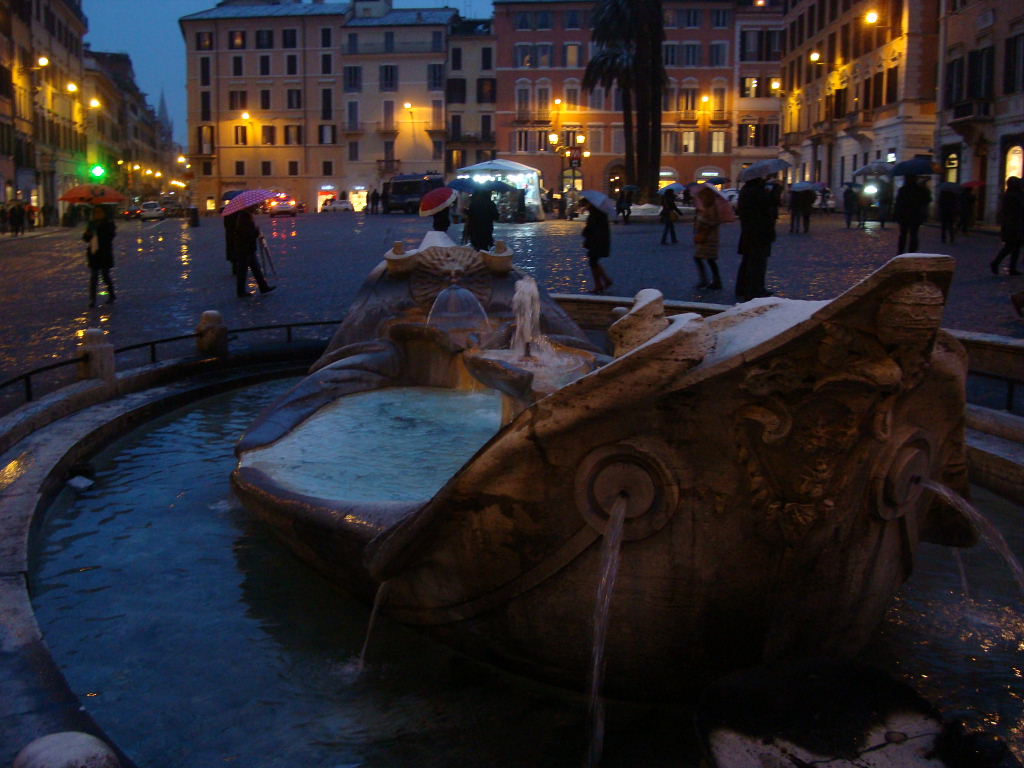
[90,164,107,179]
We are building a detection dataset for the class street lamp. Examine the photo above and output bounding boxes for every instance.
[548,131,587,214]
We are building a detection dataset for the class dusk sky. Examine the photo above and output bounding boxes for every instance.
[82,0,495,146]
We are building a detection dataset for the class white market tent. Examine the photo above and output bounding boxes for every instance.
[456,159,545,221]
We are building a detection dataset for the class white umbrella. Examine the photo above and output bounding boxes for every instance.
[790,181,817,191]
[852,161,894,177]
[579,189,617,215]
[456,159,540,175]
[738,158,791,182]
[658,182,687,195]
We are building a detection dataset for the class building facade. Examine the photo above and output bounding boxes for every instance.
[935,0,1024,222]
[445,17,498,173]
[180,0,457,213]
[493,0,785,196]
[778,0,939,189]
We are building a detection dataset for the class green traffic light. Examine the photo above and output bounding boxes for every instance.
[90,165,106,178]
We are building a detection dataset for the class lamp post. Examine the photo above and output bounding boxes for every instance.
[547,131,587,217]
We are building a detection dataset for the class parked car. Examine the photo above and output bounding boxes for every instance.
[139,201,165,221]
[267,196,298,217]
[119,204,142,219]
[321,198,354,213]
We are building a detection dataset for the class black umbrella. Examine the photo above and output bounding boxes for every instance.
[892,157,937,176]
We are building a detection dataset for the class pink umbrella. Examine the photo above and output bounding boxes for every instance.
[221,189,274,216]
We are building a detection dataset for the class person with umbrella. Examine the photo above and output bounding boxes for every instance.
[990,176,1023,276]
[843,184,860,229]
[579,192,613,294]
[735,177,776,302]
[7,202,25,236]
[419,187,458,232]
[466,188,499,251]
[231,207,275,297]
[893,175,931,254]
[660,187,682,245]
[83,205,116,307]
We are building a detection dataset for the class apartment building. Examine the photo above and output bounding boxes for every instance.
[494,0,785,194]
[935,0,1024,221]
[778,0,939,187]
[180,0,456,213]
[445,17,498,172]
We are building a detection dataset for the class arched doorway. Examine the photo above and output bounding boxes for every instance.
[1006,145,1023,183]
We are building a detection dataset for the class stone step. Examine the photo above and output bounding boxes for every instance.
[966,426,1024,506]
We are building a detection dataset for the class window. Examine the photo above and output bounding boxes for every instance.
[681,131,696,152]
[382,100,395,130]
[284,125,303,145]
[476,78,496,103]
[452,47,463,70]
[682,43,701,66]
[384,140,395,161]
[344,66,362,92]
[287,89,302,109]
[428,64,445,90]
[968,46,995,99]
[323,160,333,176]
[348,141,359,161]
[202,161,213,176]
[319,124,337,144]
[261,160,272,176]
[228,30,246,50]
[234,125,248,145]
[482,47,493,70]
[228,90,248,110]
[198,91,211,122]
[432,99,444,127]
[681,9,702,28]
[346,101,359,130]
[515,12,531,30]
[232,56,243,77]
[321,27,332,48]
[260,90,271,110]
[380,65,398,91]
[589,86,605,110]
[1005,34,1024,94]
[884,66,899,104]
[288,161,298,176]
[740,77,761,97]
[514,130,530,152]
[710,42,727,67]
[565,43,582,67]
[737,122,779,146]
[384,32,395,52]
[196,32,213,50]
[663,44,678,66]
[565,86,579,110]
[565,10,581,29]
[450,114,462,139]
[711,131,726,152]
[515,45,533,67]
[286,55,298,75]
[516,86,531,117]
[944,56,964,108]
[680,87,698,110]
[347,33,358,53]
[536,11,552,29]
[712,10,730,28]
[433,140,444,161]
[259,55,270,76]
[662,130,680,154]
[536,44,553,67]
[261,125,276,145]
[321,89,332,119]
[255,29,273,49]
[234,160,245,176]
[200,57,211,86]
[432,31,443,52]
[282,29,297,48]
[447,78,467,103]
[321,54,332,75]
[481,114,492,137]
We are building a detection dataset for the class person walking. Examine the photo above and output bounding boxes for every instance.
[937,186,960,244]
[223,210,240,275]
[797,189,815,233]
[466,188,499,251]
[990,176,1023,276]
[735,177,775,302]
[8,202,25,236]
[369,188,380,214]
[83,205,116,307]
[580,197,613,294]
[233,206,275,297]
[843,186,859,229]
[692,185,723,290]
[616,190,632,225]
[787,188,801,233]
[380,189,389,215]
[876,183,893,229]
[959,187,976,234]
[660,188,681,245]
[893,175,931,254]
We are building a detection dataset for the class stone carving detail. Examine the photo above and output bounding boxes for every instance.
[410,246,493,310]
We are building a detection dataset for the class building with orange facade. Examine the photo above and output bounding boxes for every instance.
[493,0,785,196]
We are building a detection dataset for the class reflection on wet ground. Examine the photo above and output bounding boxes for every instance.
[0,212,1020,389]
[28,380,1024,766]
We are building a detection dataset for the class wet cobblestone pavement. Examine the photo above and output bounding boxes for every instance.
[0,210,1020,384]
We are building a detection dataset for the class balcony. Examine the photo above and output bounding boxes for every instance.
[949,99,993,123]
[447,131,496,145]
[837,110,873,135]
[513,109,551,124]
[781,131,802,147]
[344,42,445,55]
[677,109,698,123]
[342,122,364,136]
[377,159,401,175]
[709,110,729,123]
[375,121,399,136]
[809,119,834,139]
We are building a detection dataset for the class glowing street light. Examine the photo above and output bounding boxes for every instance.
[809,51,821,63]
[240,111,250,120]
[88,97,101,108]
[865,10,880,23]
[177,155,186,164]
[66,82,78,93]
[37,56,49,68]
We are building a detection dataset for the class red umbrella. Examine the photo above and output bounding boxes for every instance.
[961,180,985,189]
[221,188,274,216]
[59,184,126,204]
[419,187,458,217]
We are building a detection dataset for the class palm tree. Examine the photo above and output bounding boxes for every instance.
[583,43,635,190]
[585,0,666,201]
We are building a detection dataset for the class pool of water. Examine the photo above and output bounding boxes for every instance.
[239,386,503,503]
[28,379,1024,766]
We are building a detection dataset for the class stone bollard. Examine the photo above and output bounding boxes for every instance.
[13,731,121,768]
[77,328,115,383]
[195,310,229,357]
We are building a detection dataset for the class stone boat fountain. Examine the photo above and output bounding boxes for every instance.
[232,230,976,699]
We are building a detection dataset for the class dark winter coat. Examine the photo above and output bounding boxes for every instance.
[466,191,499,251]
[84,218,116,270]
[997,181,1023,241]
[893,180,932,226]
[737,179,776,255]
[582,206,611,260]
[233,210,260,256]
